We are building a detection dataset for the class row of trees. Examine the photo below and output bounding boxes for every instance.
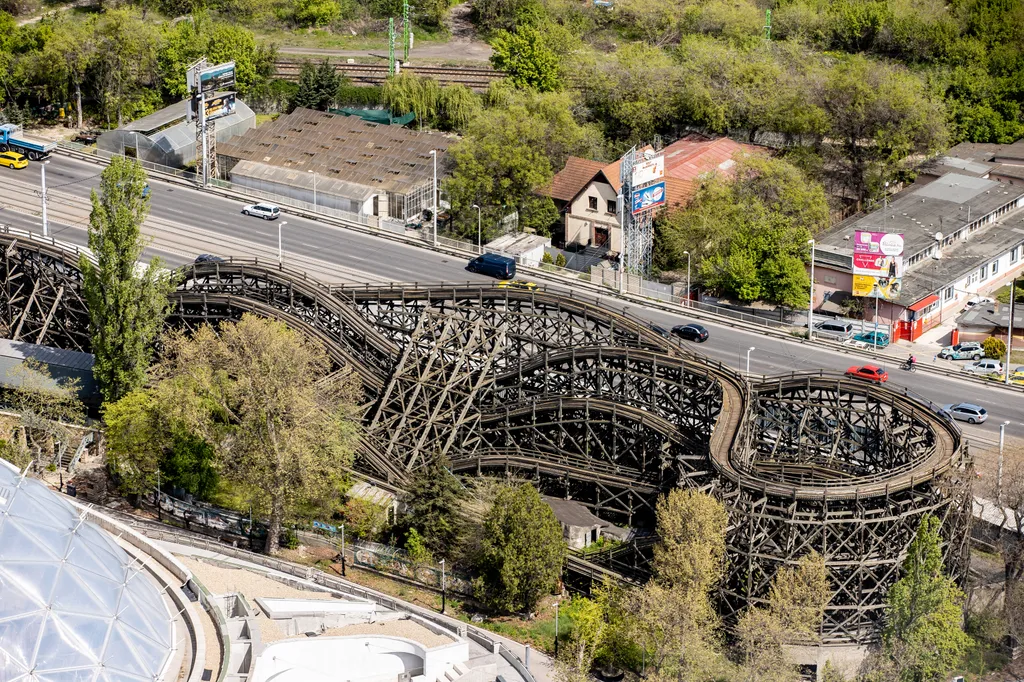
[0,8,275,127]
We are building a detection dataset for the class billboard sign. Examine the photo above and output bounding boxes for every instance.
[188,93,237,122]
[852,230,905,300]
[631,182,666,214]
[631,156,664,186]
[198,62,235,94]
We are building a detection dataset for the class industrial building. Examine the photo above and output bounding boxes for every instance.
[217,108,452,223]
[96,98,255,169]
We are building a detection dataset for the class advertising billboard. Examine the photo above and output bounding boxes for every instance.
[852,230,905,300]
[188,93,237,122]
[198,62,235,94]
[631,156,664,186]
[631,182,666,214]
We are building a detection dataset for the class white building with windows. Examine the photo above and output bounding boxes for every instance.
[812,172,1024,343]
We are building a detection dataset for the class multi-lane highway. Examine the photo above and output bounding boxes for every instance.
[1,154,1021,446]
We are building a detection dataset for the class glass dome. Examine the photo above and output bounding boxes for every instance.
[0,459,174,682]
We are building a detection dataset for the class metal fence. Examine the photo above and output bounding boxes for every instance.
[350,539,474,596]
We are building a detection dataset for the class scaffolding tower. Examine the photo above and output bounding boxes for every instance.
[618,147,657,278]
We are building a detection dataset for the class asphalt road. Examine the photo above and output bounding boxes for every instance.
[2,156,1022,442]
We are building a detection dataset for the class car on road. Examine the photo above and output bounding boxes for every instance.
[0,151,28,170]
[671,323,709,343]
[647,323,672,339]
[242,203,281,220]
[852,331,890,348]
[844,364,889,383]
[194,254,225,264]
[941,403,988,424]
[496,279,537,290]
[962,359,1002,375]
[938,341,984,361]
[467,253,515,279]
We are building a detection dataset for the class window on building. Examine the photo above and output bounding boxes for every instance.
[588,196,598,211]
[1013,245,1020,263]
[607,199,617,214]
[943,286,954,301]
[992,259,999,275]
[981,264,989,280]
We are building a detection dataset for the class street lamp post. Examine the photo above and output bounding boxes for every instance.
[807,239,815,339]
[341,523,346,576]
[746,346,756,376]
[440,558,446,614]
[1006,277,1017,385]
[472,204,482,253]
[308,169,318,209]
[683,250,691,307]
[40,160,49,238]
[430,150,438,247]
[1000,421,1010,503]
[278,221,288,264]
[554,602,560,657]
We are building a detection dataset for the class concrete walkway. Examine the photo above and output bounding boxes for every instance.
[161,540,555,682]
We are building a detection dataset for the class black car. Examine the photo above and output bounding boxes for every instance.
[194,254,225,264]
[71,130,101,144]
[671,323,709,343]
[647,323,672,338]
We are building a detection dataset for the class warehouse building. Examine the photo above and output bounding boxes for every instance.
[217,108,452,223]
[96,97,255,168]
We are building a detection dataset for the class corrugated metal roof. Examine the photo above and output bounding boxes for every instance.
[218,108,453,196]
[229,159,377,202]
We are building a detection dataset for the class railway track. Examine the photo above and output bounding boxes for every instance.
[273,59,504,91]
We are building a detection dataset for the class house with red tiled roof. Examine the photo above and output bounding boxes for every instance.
[541,134,761,253]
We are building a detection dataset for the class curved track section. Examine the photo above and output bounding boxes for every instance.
[0,241,971,645]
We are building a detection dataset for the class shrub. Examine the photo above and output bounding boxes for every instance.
[542,252,554,264]
[983,336,1007,359]
[555,253,567,268]
[294,0,342,27]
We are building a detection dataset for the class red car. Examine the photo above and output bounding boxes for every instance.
[845,364,888,383]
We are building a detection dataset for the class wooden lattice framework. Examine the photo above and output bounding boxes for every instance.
[0,240,972,646]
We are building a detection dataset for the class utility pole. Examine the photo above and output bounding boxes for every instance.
[1007,277,1016,385]
[389,18,396,76]
[40,160,49,238]
[403,0,410,63]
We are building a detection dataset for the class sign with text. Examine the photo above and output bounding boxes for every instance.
[631,155,664,186]
[852,230,905,300]
[198,62,235,94]
[631,181,666,214]
[188,93,236,122]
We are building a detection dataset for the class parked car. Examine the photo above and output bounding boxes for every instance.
[962,359,1003,375]
[0,151,28,170]
[671,323,709,343]
[938,342,984,361]
[496,279,537,290]
[71,130,101,144]
[964,296,994,309]
[241,203,281,220]
[194,254,225,264]
[1010,366,1024,385]
[467,253,516,279]
[852,331,890,348]
[844,365,889,383]
[813,320,855,341]
[942,403,989,424]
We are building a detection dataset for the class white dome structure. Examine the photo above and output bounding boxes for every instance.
[0,460,174,682]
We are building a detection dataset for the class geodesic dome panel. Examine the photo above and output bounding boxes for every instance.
[0,460,174,682]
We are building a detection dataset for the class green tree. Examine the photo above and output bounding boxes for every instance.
[404,527,434,565]
[104,389,165,494]
[81,157,175,404]
[406,454,464,559]
[93,9,161,127]
[290,59,343,111]
[735,552,830,681]
[475,482,564,613]
[35,13,96,129]
[882,514,971,681]
[1,359,85,471]
[652,488,728,592]
[982,336,1006,359]
[490,26,561,92]
[162,433,219,500]
[147,315,363,554]
[294,0,342,28]
[556,597,607,682]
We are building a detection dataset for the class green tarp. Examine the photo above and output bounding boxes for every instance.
[329,108,416,126]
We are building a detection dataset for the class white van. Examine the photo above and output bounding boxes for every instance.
[814,320,854,341]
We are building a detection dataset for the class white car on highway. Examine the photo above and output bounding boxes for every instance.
[241,203,281,220]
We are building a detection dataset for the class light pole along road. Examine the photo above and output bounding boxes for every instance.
[6,154,1024,438]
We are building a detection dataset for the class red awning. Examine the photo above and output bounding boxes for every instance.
[908,294,939,312]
